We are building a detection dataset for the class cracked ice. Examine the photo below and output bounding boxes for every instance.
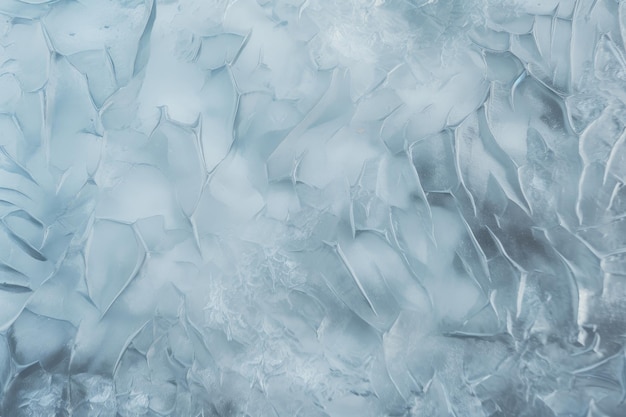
[1,0,626,416]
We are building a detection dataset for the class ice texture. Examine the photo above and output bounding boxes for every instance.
[0,0,626,416]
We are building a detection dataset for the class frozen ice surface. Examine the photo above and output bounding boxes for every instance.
[1,0,626,415]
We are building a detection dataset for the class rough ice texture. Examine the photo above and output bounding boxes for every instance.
[0,0,625,416]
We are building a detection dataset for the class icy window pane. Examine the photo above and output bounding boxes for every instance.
[0,0,625,416]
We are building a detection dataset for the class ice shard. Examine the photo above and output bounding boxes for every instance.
[1,0,626,415]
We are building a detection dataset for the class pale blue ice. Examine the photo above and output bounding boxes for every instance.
[0,0,625,416]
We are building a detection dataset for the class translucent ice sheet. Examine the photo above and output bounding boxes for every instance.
[0,0,625,416]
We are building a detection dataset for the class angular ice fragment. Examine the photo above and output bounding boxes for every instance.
[42,0,151,85]
[66,49,118,108]
[1,21,49,91]
[2,364,67,417]
[45,55,101,171]
[197,33,245,70]
[267,69,354,182]
[96,165,179,225]
[115,349,151,417]
[456,110,527,215]
[579,217,626,256]
[0,0,52,19]
[9,309,76,368]
[0,280,30,330]
[86,220,143,313]
[70,374,117,417]
[150,114,205,216]
[594,35,626,84]
[566,94,607,135]
[198,66,239,171]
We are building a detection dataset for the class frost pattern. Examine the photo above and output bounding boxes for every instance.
[0,0,625,416]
